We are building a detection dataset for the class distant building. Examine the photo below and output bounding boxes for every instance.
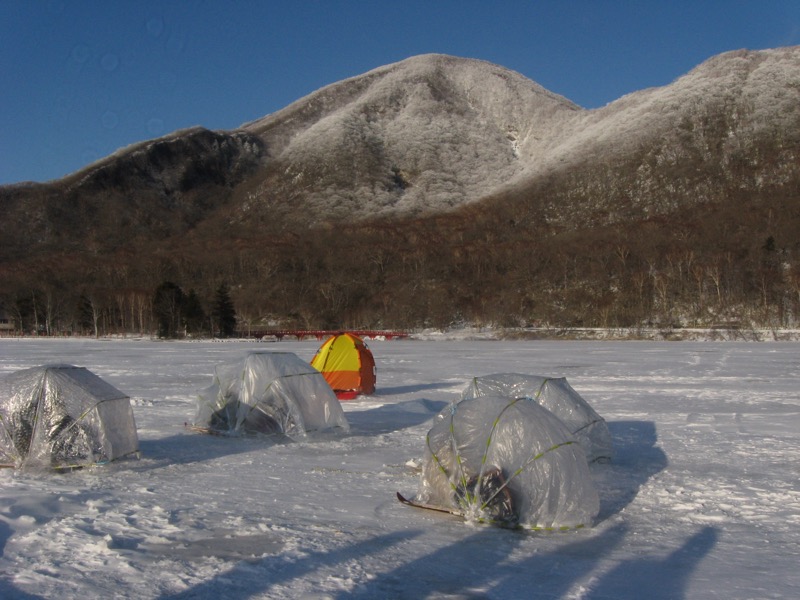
[0,310,15,333]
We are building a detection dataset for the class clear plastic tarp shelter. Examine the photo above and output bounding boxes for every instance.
[193,351,350,439]
[417,395,600,530]
[461,373,613,463]
[0,364,139,470]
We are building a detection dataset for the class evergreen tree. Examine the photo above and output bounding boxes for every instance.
[212,283,237,338]
[183,289,207,336]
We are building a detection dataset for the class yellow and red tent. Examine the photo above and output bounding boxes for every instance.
[311,332,376,399]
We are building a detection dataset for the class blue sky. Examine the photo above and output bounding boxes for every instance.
[2,1,799,185]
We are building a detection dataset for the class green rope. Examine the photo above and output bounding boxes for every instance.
[571,417,604,435]
[471,515,588,532]
[473,439,577,518]
[466,396,525,514]
[425,419,464,498]
[427,396,526,513]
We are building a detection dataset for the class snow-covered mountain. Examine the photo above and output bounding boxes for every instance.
[240,53,582,220]
[2,48,798,234]
[234,48,800,223]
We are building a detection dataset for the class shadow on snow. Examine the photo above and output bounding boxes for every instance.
[344,397,448,435]
[595,420,669,521]
[156,529,422,600]
[133,429,287,470]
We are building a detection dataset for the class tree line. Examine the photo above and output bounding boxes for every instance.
[2,280,237,339]
[2,182,798,337]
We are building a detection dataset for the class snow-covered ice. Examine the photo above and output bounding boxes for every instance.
[1,336,798,599]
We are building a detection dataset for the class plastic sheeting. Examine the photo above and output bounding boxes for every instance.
[0,365,139,470]
[193,352,350,439]
[461,373,613,463]
[418,395,599,530]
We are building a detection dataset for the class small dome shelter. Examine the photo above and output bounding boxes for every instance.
[0,364,139,470]
[415,395,599,530]
[310,333,376,399]
[193,351,350,439]
[461,373,613,463]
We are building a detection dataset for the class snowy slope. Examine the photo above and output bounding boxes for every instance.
[238,48,800,221]
[551,47,800,167]
[1,337,798,599]
[242,54,583,219]
[4,48,799,238]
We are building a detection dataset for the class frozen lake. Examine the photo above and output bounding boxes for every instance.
[1,337,798,599]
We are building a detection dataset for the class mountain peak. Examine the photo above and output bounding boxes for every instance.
[241,53,582,221]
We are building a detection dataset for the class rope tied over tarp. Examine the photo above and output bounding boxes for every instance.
[426,393,580,528]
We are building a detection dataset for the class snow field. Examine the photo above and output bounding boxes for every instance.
[0,337,798,599]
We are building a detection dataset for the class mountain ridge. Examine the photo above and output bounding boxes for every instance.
[4,48,797,220]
